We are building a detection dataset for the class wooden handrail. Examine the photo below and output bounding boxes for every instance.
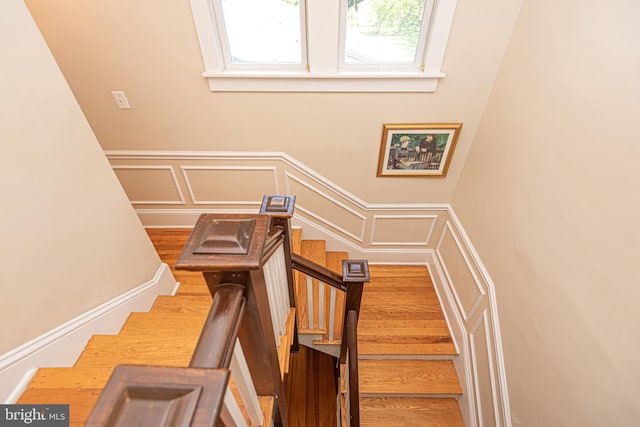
[175,211,290,426]
[85,282,246,427]
[262,232,286,263]
[291,252,347,292]
[189,283,246,369]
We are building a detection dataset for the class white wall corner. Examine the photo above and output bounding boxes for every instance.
[0,262,176,403]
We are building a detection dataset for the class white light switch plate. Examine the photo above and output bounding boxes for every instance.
[111,91,131,109]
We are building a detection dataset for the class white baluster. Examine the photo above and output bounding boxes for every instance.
[230,341,263,426]
[329,286,337,341]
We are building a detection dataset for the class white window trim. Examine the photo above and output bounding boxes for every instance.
[189,0,457,92]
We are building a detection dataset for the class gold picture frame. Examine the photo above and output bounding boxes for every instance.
[377,123,462,177]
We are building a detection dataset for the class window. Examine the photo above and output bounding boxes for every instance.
[189,0,457,92]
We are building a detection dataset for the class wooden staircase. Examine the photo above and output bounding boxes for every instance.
[16,227,464,426]
[291,230,464,426]
[16,229,279,426]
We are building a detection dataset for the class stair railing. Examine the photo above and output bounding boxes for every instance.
[290,250,369,427]
[175,210,292,426]
[261,195,369,427]
[85,281,245,426]
[85,194,368,426]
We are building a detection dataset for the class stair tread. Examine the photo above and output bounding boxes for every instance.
[358,318,451,332]
[24,367,114,390]
[358,341,457,356]
[150,295,211,314]
[173,271,206,286]
[18,388,101,427]
[22,369,274,427]
[300,240,327,264]
[359,359,462,395]
[358,264,455,356]
[119,312,208,335]
[358,318,456,357]
[360,397,464,427]
[175,283,211,296]
[74,335,197,368]
[367,264,431,277]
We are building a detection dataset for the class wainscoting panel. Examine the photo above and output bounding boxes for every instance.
[430,210,511,427]
[181,166,278,204]
[436,222,486,321]
[113,166,185,204]
[106,152,450,253]
[370,214,437,246]
[285,172,366,242]
[470,310,499,427]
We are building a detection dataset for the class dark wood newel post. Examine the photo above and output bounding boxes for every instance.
[340,260,369,427]
[342,261,369,319]
[340,259,369,362]
[175,212,289,427]
[259,194,299,353]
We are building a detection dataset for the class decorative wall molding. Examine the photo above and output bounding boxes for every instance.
[107,151,449,251]
[469,310,501,427]
[436,221,487,322]
[181,165,278,204]
[370,214,437,246]
[427,250,475,427]
[134,208,254,228]
[0,263,176,403]
[112,165,186,204]
[429,214,512,427]
[292,217,431,265]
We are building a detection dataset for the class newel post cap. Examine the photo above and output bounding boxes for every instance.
[259,194,296,217]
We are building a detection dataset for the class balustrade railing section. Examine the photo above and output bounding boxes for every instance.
[85,195,368,427]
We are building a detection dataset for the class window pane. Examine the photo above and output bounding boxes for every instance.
[344,0,426,63]
[221,0,302,64]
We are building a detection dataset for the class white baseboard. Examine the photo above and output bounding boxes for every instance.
[0,263,176,403]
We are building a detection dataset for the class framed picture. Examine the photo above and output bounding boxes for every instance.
[377,123,463,177]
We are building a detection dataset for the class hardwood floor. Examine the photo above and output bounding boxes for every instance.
[285,345,337,427]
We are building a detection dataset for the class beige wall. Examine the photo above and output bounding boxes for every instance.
[0,0,162,353]
[452,0,640,425]
[25,0,522,205]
